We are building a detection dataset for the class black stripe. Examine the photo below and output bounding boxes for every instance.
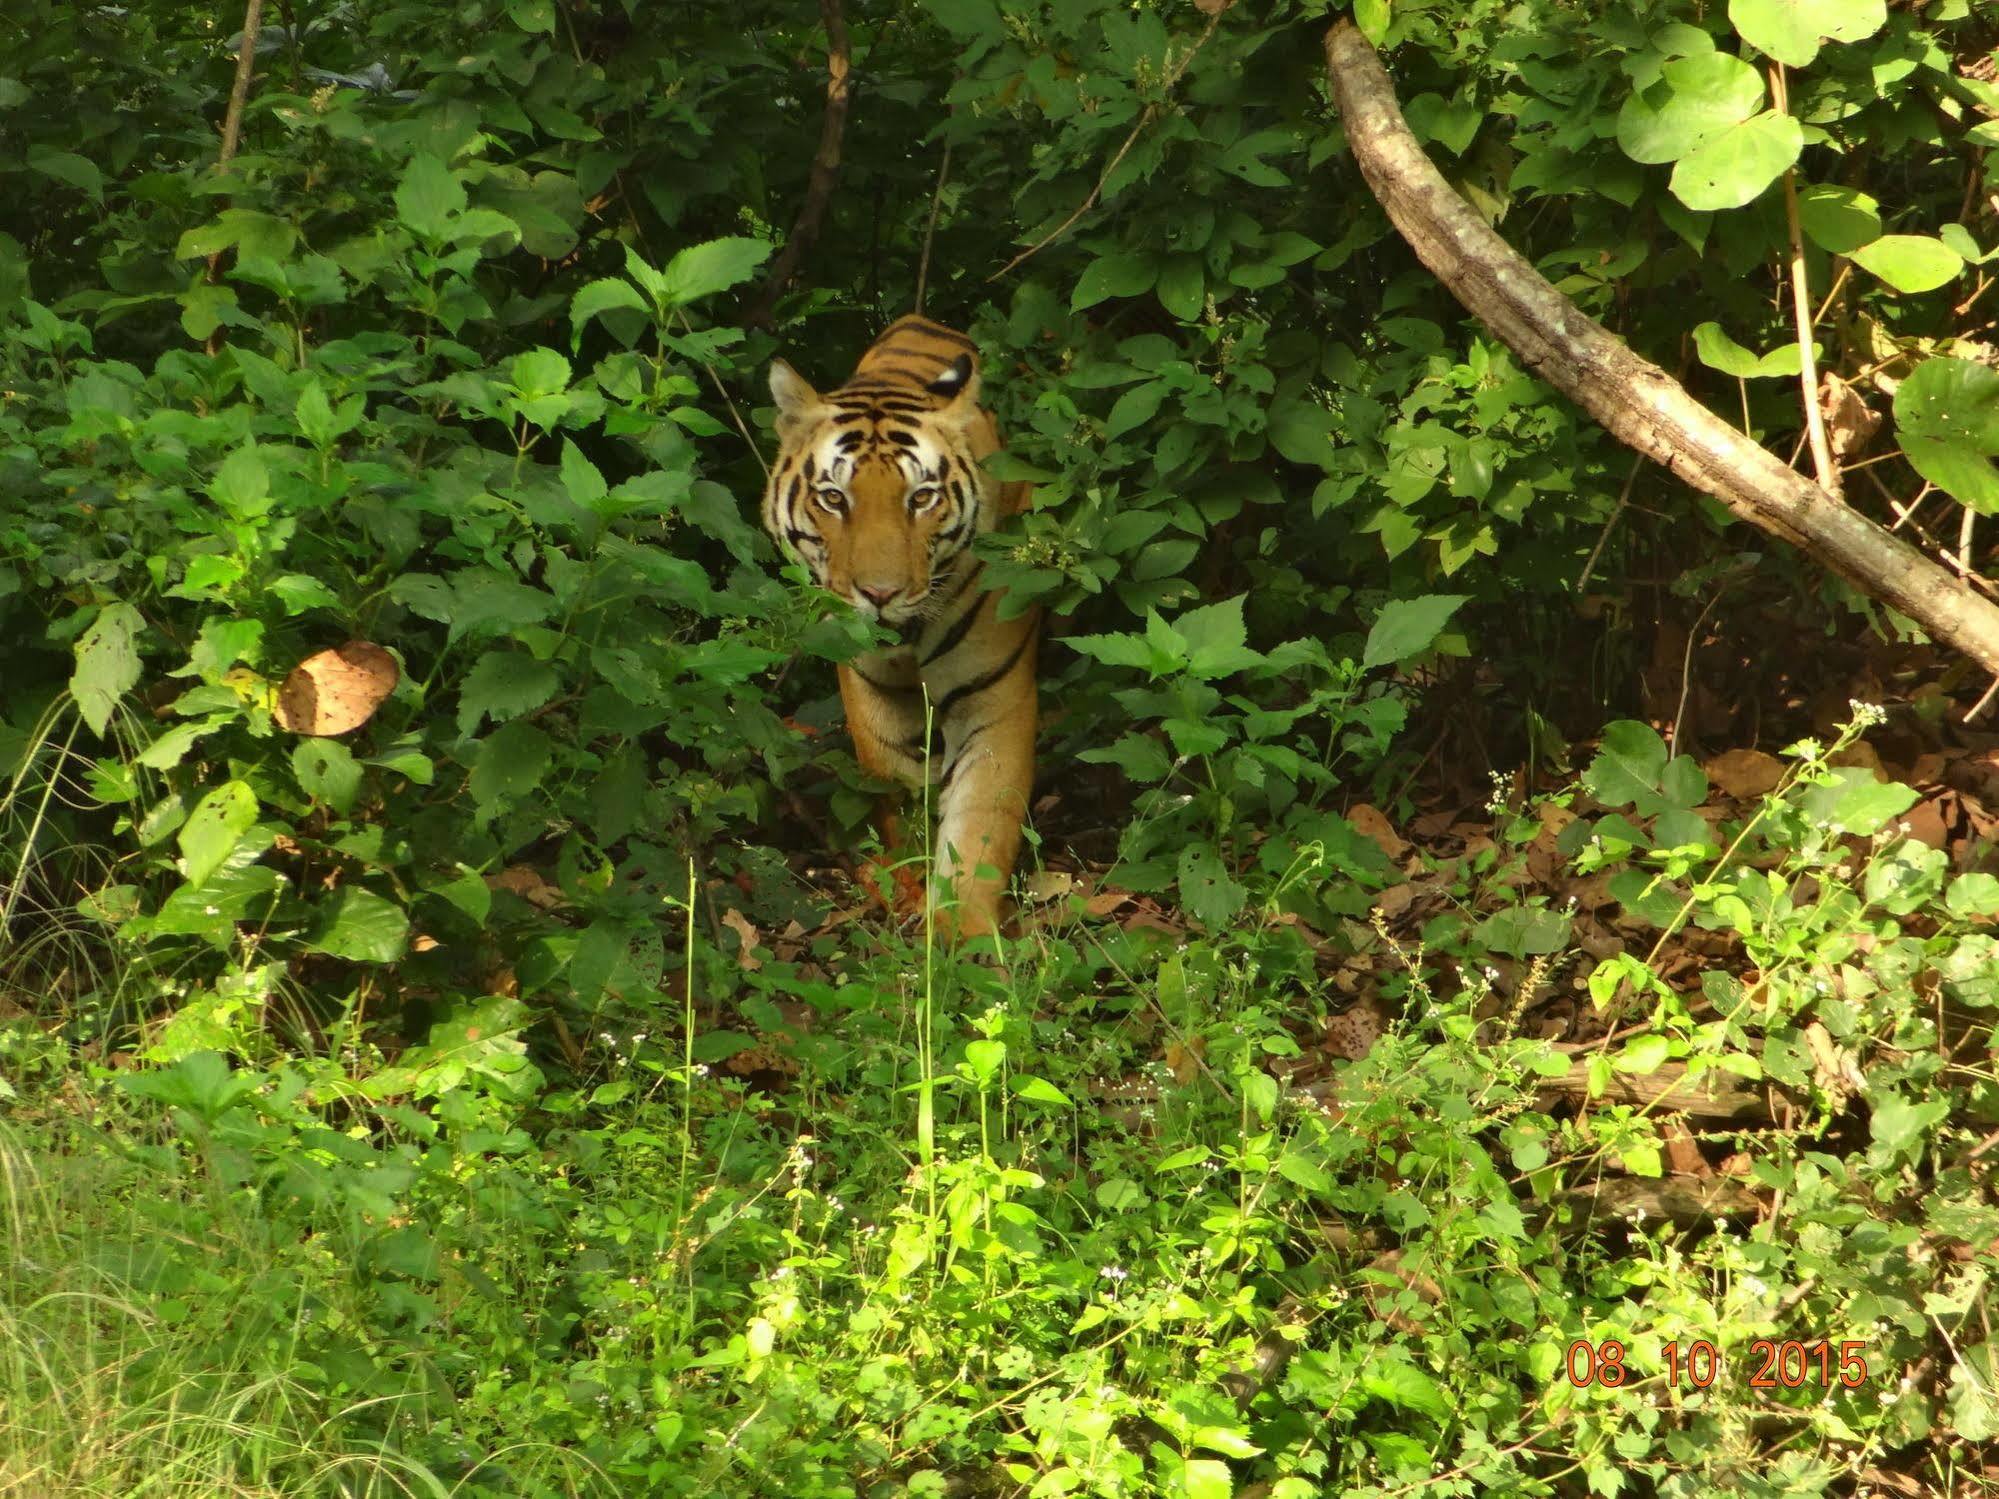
[934,632,1031,719]
[852,667,921,696]
[940,717,995,790]
[920,592,984,666]
[939,561,982,606]
[784,526,818,550]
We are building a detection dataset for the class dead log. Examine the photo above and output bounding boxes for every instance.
[1536,1056,1767,1122]
[1322,20,1999,677]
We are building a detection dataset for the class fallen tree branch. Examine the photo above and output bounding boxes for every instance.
[1535,1056,1766,1123]
[746,0,851,330]
[1323,20,1999,676]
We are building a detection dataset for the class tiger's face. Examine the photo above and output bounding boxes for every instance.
[762,355,993,631]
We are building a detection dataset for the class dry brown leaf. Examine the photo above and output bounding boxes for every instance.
[487,864,566,910]
[274,641,398,736]
[1347,803,1409,860]
[1164,1037,1205,1086]
[1703,747,1785,799]
[1084,888,1133,918]
[721,908,762,971]
[1373,881,1417,920]
[1804,1021,1865,1109]
[1193,0,1236,12]
[1820,371,1881,462]
[1022,870,1076,906]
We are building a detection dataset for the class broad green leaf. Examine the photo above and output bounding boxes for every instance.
[963,1038,1005,1083]
[1945,872,1999,918]
[1062,631,1157,671]
[26,145,103,203]
[1266,398,1340,469]
[209,445,270,518]
[510,347,571,398]
[1868,1094,1948,1165]
[395,154,466,239]
[292,738,362,814]
[1616,1033,1673,1074]
[1361,594,1467,670]
[470,719,552,813]
[1157,256,1204,320]
[1669,110,1801,212]
[1474,905,1573,957]
[1174,595,1264,678]
[1794,768,1919,835]
[1850,234,1964,295]
[70,601,143,736]
[659,236,772,306]
[1070,253,1154,311]
[1795,184,1881,254]
[1582,720,1669,812]
[1893,357,1999,513]
[1177,845,1246,930]
[1011,1075,1072,1107]
[570,276,648,347]
[1729,0,1885,68]
[1105,381,1168,440]
[1361,1356,1451,1420]
[179,781,257,888]
[1615,53,1763,165]
[309,887,410,963]
[559,439,608,508]
[1692,322,1801,379]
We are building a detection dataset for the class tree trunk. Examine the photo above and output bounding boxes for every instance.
[1322,20,1999,677]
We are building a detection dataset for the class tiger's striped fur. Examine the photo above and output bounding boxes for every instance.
[762,316,1038,939]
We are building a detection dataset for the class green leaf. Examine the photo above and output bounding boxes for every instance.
[1582,720,1670,812]
[1157,256,1205,320]
[70,601,143,736]
[1795,768,1919,836]
[1868,1093,1948,1165]
[559,439,608,509]
[1669,110,1801,212]
[292,738,363,815]
[1063,630,1160,671]
[1070,253,1154,311]
[1104,382,1168,441]
[510,347,571,398]
[1945,873,1999,918]
[1474,905,1573,957]
[1893,358,1999,514]
[659,236,772,306]
[210,445,270,518]
[1266,398,1339,468]
[1615,1033,1673,1075]
[1692,322,1801,379]
[470,720,552,814]
[1850,235,1964,295]
[1011,1075,1072,1107]
[1275,1148,1333,1193]
[570,277,648,347]
[179,781,257,888]
[1360,1356,1450,1421]
[395,154,466,240]
[1795,184,1881,254]
[1174,595,1263,679]
[1729,0,1885,68]
[1178,845,1246,930]
[310,888,410,963]
[26,145,103,204]
[1616,53,1763,165]
[1361,594,1467,670]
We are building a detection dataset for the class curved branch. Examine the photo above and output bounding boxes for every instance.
[746,0,851,330]
[1323,19,1999,676]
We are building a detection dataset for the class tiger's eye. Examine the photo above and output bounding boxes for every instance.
[908,486,940,512]
[815,487,847,513]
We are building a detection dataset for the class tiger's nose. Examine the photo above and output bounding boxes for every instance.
[856,583,901,609]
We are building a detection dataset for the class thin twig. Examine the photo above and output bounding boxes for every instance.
[913,136,954,317]
[1960,504,1977,593]
[1667,584,1728,758]
[1576,454,1643,591]
[746,0,851,329]
[204,0,266,355]
[987,11,1225,283]
[1771,65,1839,499]
[1965,675,1999,725]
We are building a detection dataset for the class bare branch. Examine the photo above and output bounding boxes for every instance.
[746,0,851,330]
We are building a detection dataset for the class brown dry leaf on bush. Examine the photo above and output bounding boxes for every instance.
[1703,747,1785,799]
[274,641,398,736]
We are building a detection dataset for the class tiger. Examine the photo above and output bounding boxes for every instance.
[762,315,1039,940]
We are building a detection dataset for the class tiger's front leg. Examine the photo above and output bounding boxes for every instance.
[836,651,929,906]
[927,618,1039,940]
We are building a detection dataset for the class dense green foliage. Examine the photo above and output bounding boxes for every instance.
[2,0,1997,1494]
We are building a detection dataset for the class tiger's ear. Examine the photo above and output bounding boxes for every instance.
[769,359,826,436]
[925,353,981,425]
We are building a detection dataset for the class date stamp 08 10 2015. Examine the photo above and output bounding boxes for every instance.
[1565,1339,1871,1391]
